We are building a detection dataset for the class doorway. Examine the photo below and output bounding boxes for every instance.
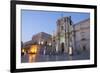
[61,43,64,53]
[83,45,86,51]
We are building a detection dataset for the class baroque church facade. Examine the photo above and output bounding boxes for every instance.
[52,16,74,54]
[52,16,90,55]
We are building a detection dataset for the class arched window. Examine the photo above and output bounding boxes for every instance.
[61,26,64,30]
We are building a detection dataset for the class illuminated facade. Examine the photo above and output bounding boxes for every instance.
[54,16,74,54]
[53,16,90,54]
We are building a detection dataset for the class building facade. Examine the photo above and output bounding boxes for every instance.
[54,16,74,54]
[73,18,90,52]
[53,16,90,54]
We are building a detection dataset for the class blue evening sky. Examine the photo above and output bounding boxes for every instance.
[21,10,90,42]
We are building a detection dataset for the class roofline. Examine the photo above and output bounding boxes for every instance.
[73,18,90,26]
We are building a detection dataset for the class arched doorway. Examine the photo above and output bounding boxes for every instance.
[61,43,64,53]
[83,45,86,51]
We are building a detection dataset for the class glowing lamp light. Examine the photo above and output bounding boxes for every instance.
[29,45,38,54]
[22,48,25,53]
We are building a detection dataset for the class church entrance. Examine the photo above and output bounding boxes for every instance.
[61,43,64,53]
[83,45,86,51]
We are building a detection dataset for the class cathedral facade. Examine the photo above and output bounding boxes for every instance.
[53,16,74,54]
[52,16,90,55]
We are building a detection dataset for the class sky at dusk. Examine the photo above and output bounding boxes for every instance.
[21,10,90,42]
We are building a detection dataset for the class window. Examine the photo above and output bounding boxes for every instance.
[61,26,64,30]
